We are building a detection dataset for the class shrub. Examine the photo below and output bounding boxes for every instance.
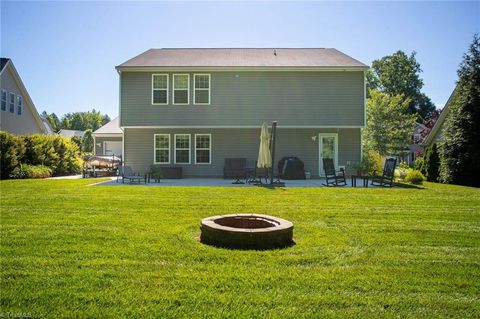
[0,131,25,179]
[404,170,425,184]
[395,162,411,181]
[1,131,81,179]
[414,156,425,173]
[353,150,384,175]
[9,164,52,179]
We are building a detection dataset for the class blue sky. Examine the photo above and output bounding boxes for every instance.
[1,1,479,118]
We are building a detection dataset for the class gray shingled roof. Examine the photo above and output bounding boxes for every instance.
[117,48,367,68]
[93,117,123,135]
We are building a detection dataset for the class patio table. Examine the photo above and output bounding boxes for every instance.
[351,175,369,187]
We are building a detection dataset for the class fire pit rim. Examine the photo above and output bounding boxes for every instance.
[201,213,293,233]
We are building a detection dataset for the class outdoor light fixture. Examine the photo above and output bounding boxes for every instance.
[311,136,317,142]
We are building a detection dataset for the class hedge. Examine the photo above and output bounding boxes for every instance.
[0,131,82,179]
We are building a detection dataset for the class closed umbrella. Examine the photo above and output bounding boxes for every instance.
[257,122,272,168]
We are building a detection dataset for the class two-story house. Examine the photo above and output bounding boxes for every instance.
[0,58,46,135]
[116,48,367,178]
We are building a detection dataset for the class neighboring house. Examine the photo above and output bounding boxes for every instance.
[92,117,123,157]
[0,58,46,135]
[58,129,85,139]
[423,85,457,148]
[116,48,368,177]
[40,116,55,135]
[400,122,428,166]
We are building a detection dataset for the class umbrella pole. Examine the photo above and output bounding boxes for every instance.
[270,121,277,184]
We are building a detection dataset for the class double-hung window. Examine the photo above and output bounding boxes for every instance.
[174,134,191,164]
[9,93,15,113]
[152,74,168,105]
[154,134,170,164]
[16,95,22,115]
[1,90,6,111]
[195,134,211,164]
[194,74,210,105]
[173,74,189,104]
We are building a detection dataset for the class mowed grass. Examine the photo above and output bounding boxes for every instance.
[0,179,479,318]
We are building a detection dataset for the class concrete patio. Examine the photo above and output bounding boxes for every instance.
[94,177,378,188]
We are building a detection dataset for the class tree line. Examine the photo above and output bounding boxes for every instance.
[41,109,110,133]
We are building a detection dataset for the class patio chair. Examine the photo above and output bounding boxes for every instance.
[223,158,247,184]
[370,158,397,187]
[117,166,146,184]
[246,161,269,185]
[322,158,347,187]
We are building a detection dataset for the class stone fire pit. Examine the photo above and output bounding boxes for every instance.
[200,214,294,250]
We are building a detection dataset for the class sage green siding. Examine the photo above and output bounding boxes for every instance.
[124,128,361,177]
[0,67,44,135]
[120,71,365,127]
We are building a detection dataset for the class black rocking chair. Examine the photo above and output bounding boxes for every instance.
[322,158,347,187]
[370,158,397,187]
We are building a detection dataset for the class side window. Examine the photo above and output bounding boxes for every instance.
[154,134,170,164]
[17,95,22,115]
[194,74,210,105]
[195,134,211,164]
[174,134,191,164]
[9,93,15,113]
[1,90,6,111]
[173,74,190,105]
[152,74,168,105]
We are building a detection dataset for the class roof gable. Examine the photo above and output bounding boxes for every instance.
[0,58,46,133]
[93,117,123,135]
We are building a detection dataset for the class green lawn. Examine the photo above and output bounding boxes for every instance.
[1,179,479,318]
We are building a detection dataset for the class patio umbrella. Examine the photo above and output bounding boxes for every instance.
[257,122,272,168]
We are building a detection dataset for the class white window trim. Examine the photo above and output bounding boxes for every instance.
[152,74,169,105]
[193,74,211,105]
[174,134,191,164]
[153,134,170,164]
[194,133,212,164]
[16,95,22,115]
[173,74,190,105]
[1,89,6,111]
[8,92,15,113]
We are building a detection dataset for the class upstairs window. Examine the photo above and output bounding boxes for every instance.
[195,134,211,164]
[16,95,22,115]
[174,134,191,164]
[154,134,170,164]
[9,93,15,113]
[194,74,210,105]
[152,74,168,105]
[173,74,190,105]
[1,90,6,111]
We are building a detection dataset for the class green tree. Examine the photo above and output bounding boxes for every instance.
[368,50,436,120]
[82,129,94,153]
[59,109,109,131]
[439,34,480,187]
[363,90,417,157]
[422,143,440,182]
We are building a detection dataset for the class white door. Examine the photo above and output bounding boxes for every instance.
[104,141,122,157]
[319,134,338,173]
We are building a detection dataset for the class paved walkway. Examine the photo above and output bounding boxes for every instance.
[94,177,376,188]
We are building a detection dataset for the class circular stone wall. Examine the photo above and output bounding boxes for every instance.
[200,214,294,250]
